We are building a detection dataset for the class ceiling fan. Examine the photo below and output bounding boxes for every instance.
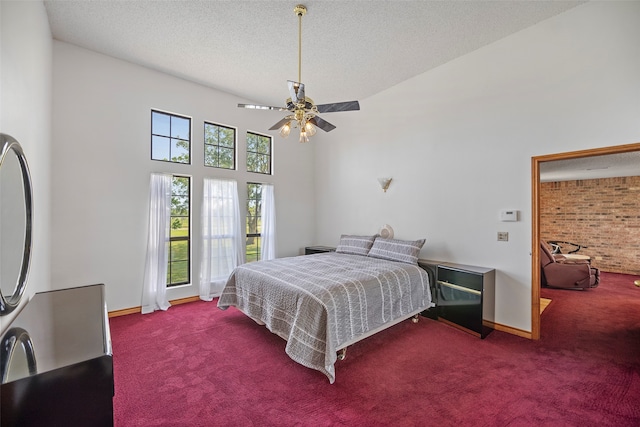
[238,4,360,143]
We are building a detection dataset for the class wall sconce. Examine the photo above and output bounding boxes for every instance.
[378,177,392,192]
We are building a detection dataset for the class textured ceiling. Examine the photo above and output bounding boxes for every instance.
[540,151,640,182]
[43,0,585,108]
[45,1,638,181]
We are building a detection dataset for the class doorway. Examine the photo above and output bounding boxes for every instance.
[530,142,640,340]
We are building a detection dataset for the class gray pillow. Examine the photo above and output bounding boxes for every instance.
[335,234,377,256]
[368,237,425,264]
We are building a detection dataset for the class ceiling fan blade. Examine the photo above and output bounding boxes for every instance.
[238,103,287,111]
[287,80,305,103]
[268,117,292,130]
[309,116,336,132]
[316,101,360,114]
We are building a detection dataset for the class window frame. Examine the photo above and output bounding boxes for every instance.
[167,174,191,287]
[204,121,237,170]
[246,131,273,175]
[151,109,192,164]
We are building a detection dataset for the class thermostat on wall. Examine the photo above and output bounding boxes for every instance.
[500,210,519,222]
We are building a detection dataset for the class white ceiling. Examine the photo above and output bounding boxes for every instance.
[43,0,585,108]
[43,0,639,181]
[539,151,640,182]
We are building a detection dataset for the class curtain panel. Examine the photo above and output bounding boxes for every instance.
[261,184,276,261]
[199,178,244,301]
[141,173,172,314]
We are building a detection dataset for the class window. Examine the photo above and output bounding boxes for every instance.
[205,122,236,169]
[168,175,191,286]
[151,110,191,164]
[246,132,272,174]
[246,183,262,262]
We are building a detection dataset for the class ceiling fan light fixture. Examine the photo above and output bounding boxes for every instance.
[299,128,309,143]
[304,120,316,136]
[279,122,292,138]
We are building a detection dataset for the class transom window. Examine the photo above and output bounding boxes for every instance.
[168,175,191,286]
[246,182,262,262]
[151,110,191,164]
[246,132,272,175]
[205,122,236,169]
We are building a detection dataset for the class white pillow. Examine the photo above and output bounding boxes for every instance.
[335,234,377,256]
[367,237,425,264]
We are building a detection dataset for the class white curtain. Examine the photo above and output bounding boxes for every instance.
[199,178,244,301]
[260,184,276,261]
[141,173,172,314]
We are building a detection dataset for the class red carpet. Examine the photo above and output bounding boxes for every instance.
[110,272,640,426]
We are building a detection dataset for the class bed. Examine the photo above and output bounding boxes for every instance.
[217,236,433,383]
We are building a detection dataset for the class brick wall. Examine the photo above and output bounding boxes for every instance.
[540,176,640,275]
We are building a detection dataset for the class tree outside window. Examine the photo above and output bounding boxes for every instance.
[246,132,272,174]
[151,110,191,164]
[246,182,262,262]
[205,122,236,169]
[168,175,190,286]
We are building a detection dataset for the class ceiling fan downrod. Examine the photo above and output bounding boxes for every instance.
[294,5,306,84]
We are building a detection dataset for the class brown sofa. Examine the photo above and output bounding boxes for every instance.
[540,241,599,289]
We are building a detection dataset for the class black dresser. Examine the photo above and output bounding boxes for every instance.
[1,284,114,426]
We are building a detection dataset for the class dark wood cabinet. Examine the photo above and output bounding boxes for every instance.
[436,263,495,338]
[305,246,336,255]
[1,284,114,426]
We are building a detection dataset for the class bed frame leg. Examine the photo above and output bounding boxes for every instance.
[337,347,347,361]
[412,314,420,323]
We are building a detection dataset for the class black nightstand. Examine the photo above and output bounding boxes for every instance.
[305,246,336,255]
[436,263,495,339]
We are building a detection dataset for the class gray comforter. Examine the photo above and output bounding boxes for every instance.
[217,252,432,383]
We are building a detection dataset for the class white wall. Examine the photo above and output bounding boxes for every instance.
[0,0,52,333]
[8,0,638,332]
[314,1,640,332]
[51,42,316,312]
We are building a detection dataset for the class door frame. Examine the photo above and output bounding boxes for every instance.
[531,142,640,340]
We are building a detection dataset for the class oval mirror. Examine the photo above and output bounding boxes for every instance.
[0,134,33,315]
[0,327,37,382]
